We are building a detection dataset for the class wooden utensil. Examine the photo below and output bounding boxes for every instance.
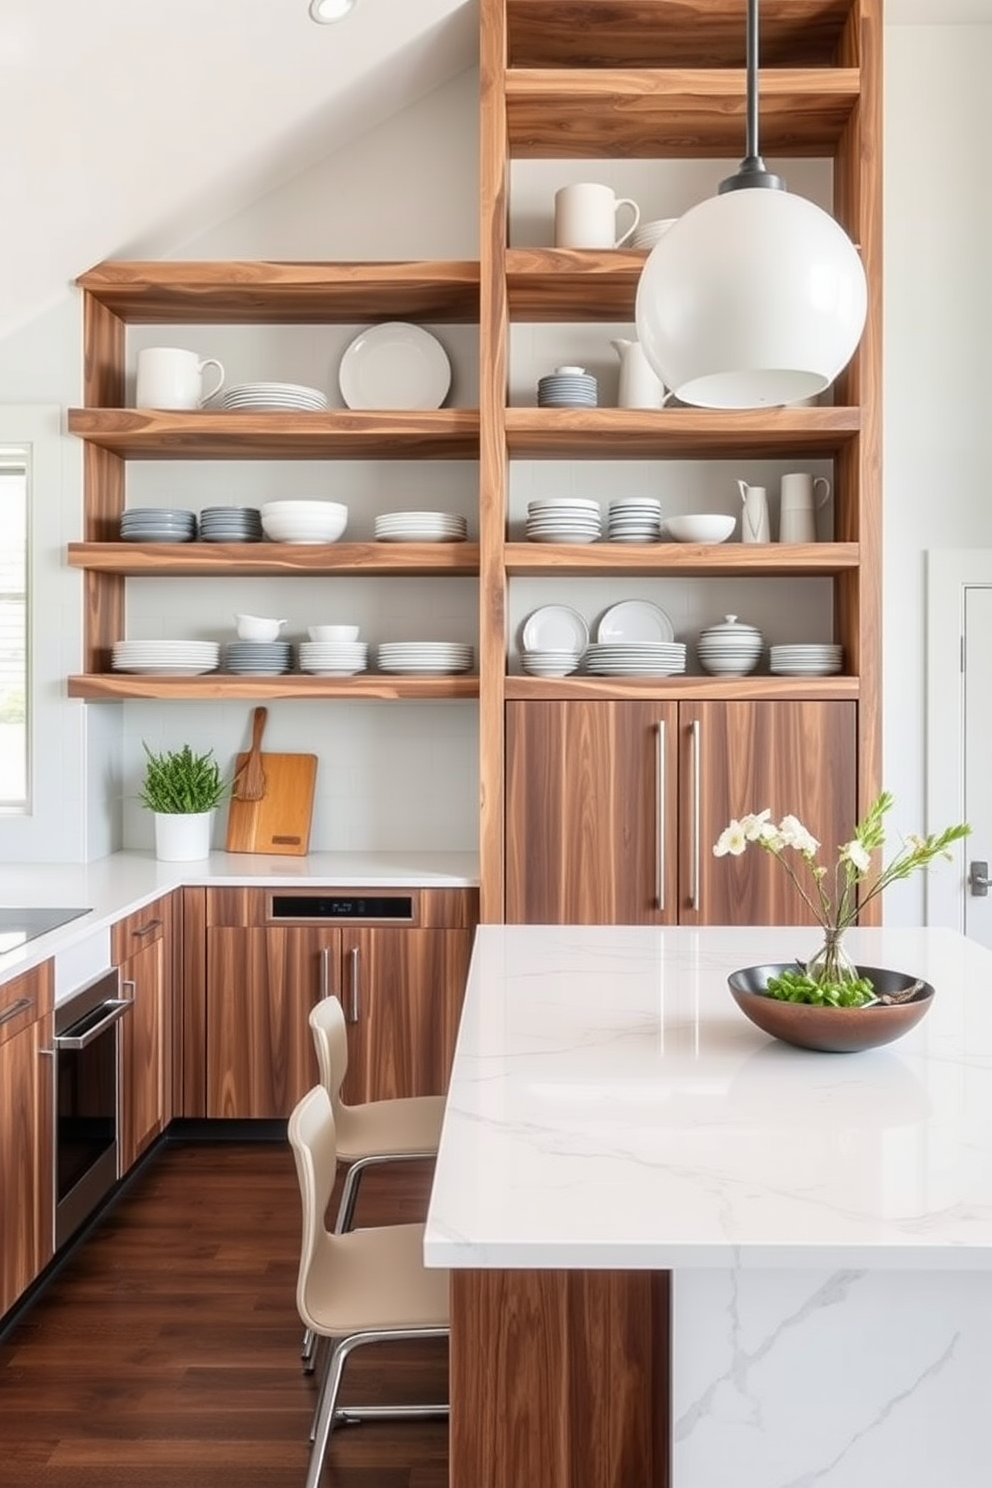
[225,706,317,856]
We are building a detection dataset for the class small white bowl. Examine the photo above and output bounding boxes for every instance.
[234,613,286,641]
[308,624,360,642]
[664,514,736,544]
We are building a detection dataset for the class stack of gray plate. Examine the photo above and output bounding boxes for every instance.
[199,506,263,542]
[119,507,197,543]
[537,368,598,407]
[224,641,293,674]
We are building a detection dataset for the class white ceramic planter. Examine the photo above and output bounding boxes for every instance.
[153,809,214,862]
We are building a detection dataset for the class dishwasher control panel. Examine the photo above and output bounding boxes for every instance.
[269,894,414,922]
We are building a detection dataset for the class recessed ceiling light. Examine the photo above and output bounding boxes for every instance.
[309,0,357,21]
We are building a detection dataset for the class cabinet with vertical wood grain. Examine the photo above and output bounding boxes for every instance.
[0,962,54,1317]
[114,895,173,1173]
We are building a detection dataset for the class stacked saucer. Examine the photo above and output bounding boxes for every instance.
[537,368,598,408]
[119,507,197,543]
[770,643,843,676]
[520,649,583,676]
[224,641,292,674]
[584,642,686,676]
[222,382,328,412]
[298,640,369,676]
[697,615,764,676]
[607,498,662,542]
[111,639,219,675]
[631,217,678,251]
[374,511,467,543]
[199,506,263,542]
[525,498,602,543]
[376,641,474,675]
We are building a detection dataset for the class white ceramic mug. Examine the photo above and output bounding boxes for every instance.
[554,183,640,249]
[778,473,831,544]
[136,346,225,409]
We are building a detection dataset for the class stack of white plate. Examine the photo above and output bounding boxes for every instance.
[519,604,588,674]
[525,498,602,543]
[298,641,369,676]
[111,640,219,675]
[199,506,263,542]
[537,370,598,407]
[119,507,197,543]
[607,498,662,542]
[260,501,348,543]
[374,511,467,543]
[222,382,328,412]
[376,642,474,675]
[584,642,686,676]
[697,615,764,676]
[520,650,582,677]
[770,644,843,676]
[631,218,678,251]
[596,599,674,645]
[224,641,292,675]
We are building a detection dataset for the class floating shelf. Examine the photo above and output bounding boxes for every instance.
[67,674,481,702]
[67,542,480,577]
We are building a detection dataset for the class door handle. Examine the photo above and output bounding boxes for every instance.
[318,946,333,1000]
[655,721,666,911]
[347,946,360,1024]
[0,996,33,1028]
[970,860,989,896]
[690,718,701,911]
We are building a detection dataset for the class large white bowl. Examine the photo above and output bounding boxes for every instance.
[664,514,736,544]
[262,511,348,543]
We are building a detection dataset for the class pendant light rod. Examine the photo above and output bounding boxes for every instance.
[719,0,785,195]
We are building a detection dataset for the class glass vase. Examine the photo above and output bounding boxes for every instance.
[806,931,859,988]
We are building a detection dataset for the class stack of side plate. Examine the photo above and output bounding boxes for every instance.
[298,642,369,676]
[520,650,583,677]
[607,498,662,542]
[770,644,843,676]
[111,640,219,675]
[537,371,598,407]
[525,498,602,544]
[376,642,474,675]
[224,642,293,674]
[199,506,263,542]
[222,382,328,412]
[584,643,687,676]
[374,511,467,543]
[120,507,197,543]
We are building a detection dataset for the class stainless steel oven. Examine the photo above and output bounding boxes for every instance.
[53,967,130,1248]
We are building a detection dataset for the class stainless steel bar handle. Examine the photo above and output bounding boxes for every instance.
[319,946,332,1001]
[655,721,666,911]
[348,946,360,1024]
[54,998,131,1050]
[131,918,163,939]
[0,996,33,1028]
[690,718,701,911]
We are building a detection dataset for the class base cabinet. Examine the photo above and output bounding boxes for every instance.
[203,888,477,1118]
[0,963,54,1317]
[114,897,172,1174]
[506,699,857,925]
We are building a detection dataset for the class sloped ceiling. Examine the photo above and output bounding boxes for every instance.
[0,0,982,343]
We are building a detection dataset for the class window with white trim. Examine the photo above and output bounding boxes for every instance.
[0,454,28,811]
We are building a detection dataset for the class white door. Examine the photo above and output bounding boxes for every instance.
[964,585,992,947]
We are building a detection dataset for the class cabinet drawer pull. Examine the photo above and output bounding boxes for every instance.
[655,720,666,912]
[319,946,332,1002]
[0,996,33,1028]
[689,718,702,911]
[131,918,163,938]
[348,946,360,1024]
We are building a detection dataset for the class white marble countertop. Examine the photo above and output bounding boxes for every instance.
[0,850,478,983]
[424,924,992,1272]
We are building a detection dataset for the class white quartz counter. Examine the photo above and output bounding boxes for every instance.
[0,850,478,985]
[425,923,992,1272]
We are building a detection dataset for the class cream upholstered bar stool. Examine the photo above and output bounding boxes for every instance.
[288,1084,449,1488]
[301,996,445,1369]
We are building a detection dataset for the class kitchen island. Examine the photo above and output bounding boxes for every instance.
[425,925,992,1488]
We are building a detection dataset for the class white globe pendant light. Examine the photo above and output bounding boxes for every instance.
[635,0,867,410]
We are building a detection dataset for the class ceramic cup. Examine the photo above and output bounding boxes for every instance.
[778,473,831,544]
[554,183,640,249]
[136,346,226,410]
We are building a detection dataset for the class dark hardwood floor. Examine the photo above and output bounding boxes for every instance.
[0,1140,448,1487]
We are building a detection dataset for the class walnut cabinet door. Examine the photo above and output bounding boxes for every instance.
[118,934,167,1171]
[0,965,54,1316]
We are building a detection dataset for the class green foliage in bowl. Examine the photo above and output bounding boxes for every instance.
[138,743,231,815]
[764,966,876,1007]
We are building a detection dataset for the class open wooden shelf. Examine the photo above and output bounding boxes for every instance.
[67,674,481,702]
[504,542,858,577]
[504,407,860,458]
[67,542,480,577]
[504,674,859,702]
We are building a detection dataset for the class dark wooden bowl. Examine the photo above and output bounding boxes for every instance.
[727,964,935,1053]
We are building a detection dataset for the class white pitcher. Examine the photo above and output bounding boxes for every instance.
[610,338,667,409]
[738,480,770,544]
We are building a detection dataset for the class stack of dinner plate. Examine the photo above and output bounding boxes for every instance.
[111,640,219,675]
[376,641,474,675]
[223,641,293,675]
[198,506,263,542]
[537,369,598,408]
[222,382,328,413]
[298,641,369,676]
[119,507,197,543]
[520,649,583,677]
[525,498,602,543]
[606,498,662,542]
[631,218,678,251]
[374,511,467,543]
[770,643,843,676]
[583,642,686,676]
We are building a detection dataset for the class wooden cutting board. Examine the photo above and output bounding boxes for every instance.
[225,706,317,856]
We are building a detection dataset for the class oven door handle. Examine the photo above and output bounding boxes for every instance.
[53,998,132,1050]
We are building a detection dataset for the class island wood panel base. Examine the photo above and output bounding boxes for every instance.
[449,1268,670,1488]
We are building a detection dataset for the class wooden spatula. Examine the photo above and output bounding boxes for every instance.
[234,706,268,801]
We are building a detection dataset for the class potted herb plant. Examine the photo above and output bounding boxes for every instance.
[139,743,232,861]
